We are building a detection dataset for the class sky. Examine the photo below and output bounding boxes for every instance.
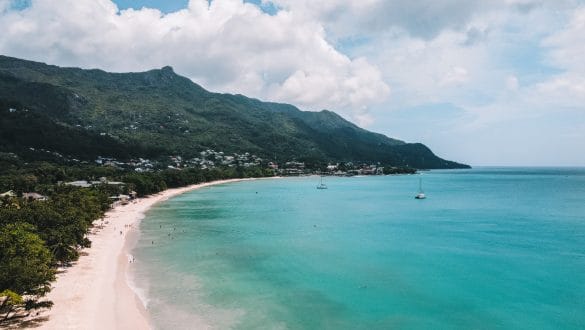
[1,0,584,166]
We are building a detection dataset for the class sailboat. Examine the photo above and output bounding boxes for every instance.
[415,176,426,199]
[317,175,328,190]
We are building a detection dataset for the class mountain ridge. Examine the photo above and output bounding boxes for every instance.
[0,55,469,169]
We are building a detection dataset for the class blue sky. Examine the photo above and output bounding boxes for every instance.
[114,0,279,14]
[114,0,189,13]
[1,0,584,166]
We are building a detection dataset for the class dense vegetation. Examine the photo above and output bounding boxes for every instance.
[0,55,468,169]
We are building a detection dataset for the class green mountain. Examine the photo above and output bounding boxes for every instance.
[0,55,469,169]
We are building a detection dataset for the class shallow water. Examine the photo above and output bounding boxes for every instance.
[132,168,585,329]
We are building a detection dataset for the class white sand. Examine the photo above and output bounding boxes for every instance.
[39,178,253,330]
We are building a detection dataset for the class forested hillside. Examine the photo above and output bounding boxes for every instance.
[0,55,468,169]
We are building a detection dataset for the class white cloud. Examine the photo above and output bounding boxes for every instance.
[0,0,9,12]
[272,57,389,111]
[0,0,389,124]
[266,0,585,114]
[543,6,585,72]
[537,6,585,101]
[440,66,469,87]
[506,75,519,91]
[535,76,585,102]
[267,0,562,41]
[269,0,487,39]
[355,29,494,109]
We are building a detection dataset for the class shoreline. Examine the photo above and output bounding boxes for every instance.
[38,178,258,330]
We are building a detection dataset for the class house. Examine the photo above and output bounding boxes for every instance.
[22,192,48,202]
[103,181,125,186]
[118,194,130,205]
[285,161,305,169]
[65,180,93,188]
[0,190,16,197]
[109,194,130,205]
[283,168,304,176]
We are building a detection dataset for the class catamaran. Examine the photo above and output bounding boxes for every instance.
[415,176,426,199]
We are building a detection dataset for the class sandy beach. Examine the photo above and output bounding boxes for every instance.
[38,178,253,330]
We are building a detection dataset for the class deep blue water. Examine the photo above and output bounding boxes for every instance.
[132,168,585,329]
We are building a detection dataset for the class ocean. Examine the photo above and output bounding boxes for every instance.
[130,168,585,329]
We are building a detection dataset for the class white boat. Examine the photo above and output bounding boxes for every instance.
[317,175,328,189]
[415,177,426,199]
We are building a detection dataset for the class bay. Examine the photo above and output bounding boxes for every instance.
[131,168,585,329]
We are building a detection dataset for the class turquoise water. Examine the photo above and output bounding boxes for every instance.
[132,168,585,329]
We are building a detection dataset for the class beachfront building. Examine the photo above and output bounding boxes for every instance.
[65,180,93,188]
[0,190,17,198]
[22,192,48,202]
[109,194,131,205]
[65,178,126,188]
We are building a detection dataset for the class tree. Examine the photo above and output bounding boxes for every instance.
[0,223,55,323]
[0,290,23,322]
